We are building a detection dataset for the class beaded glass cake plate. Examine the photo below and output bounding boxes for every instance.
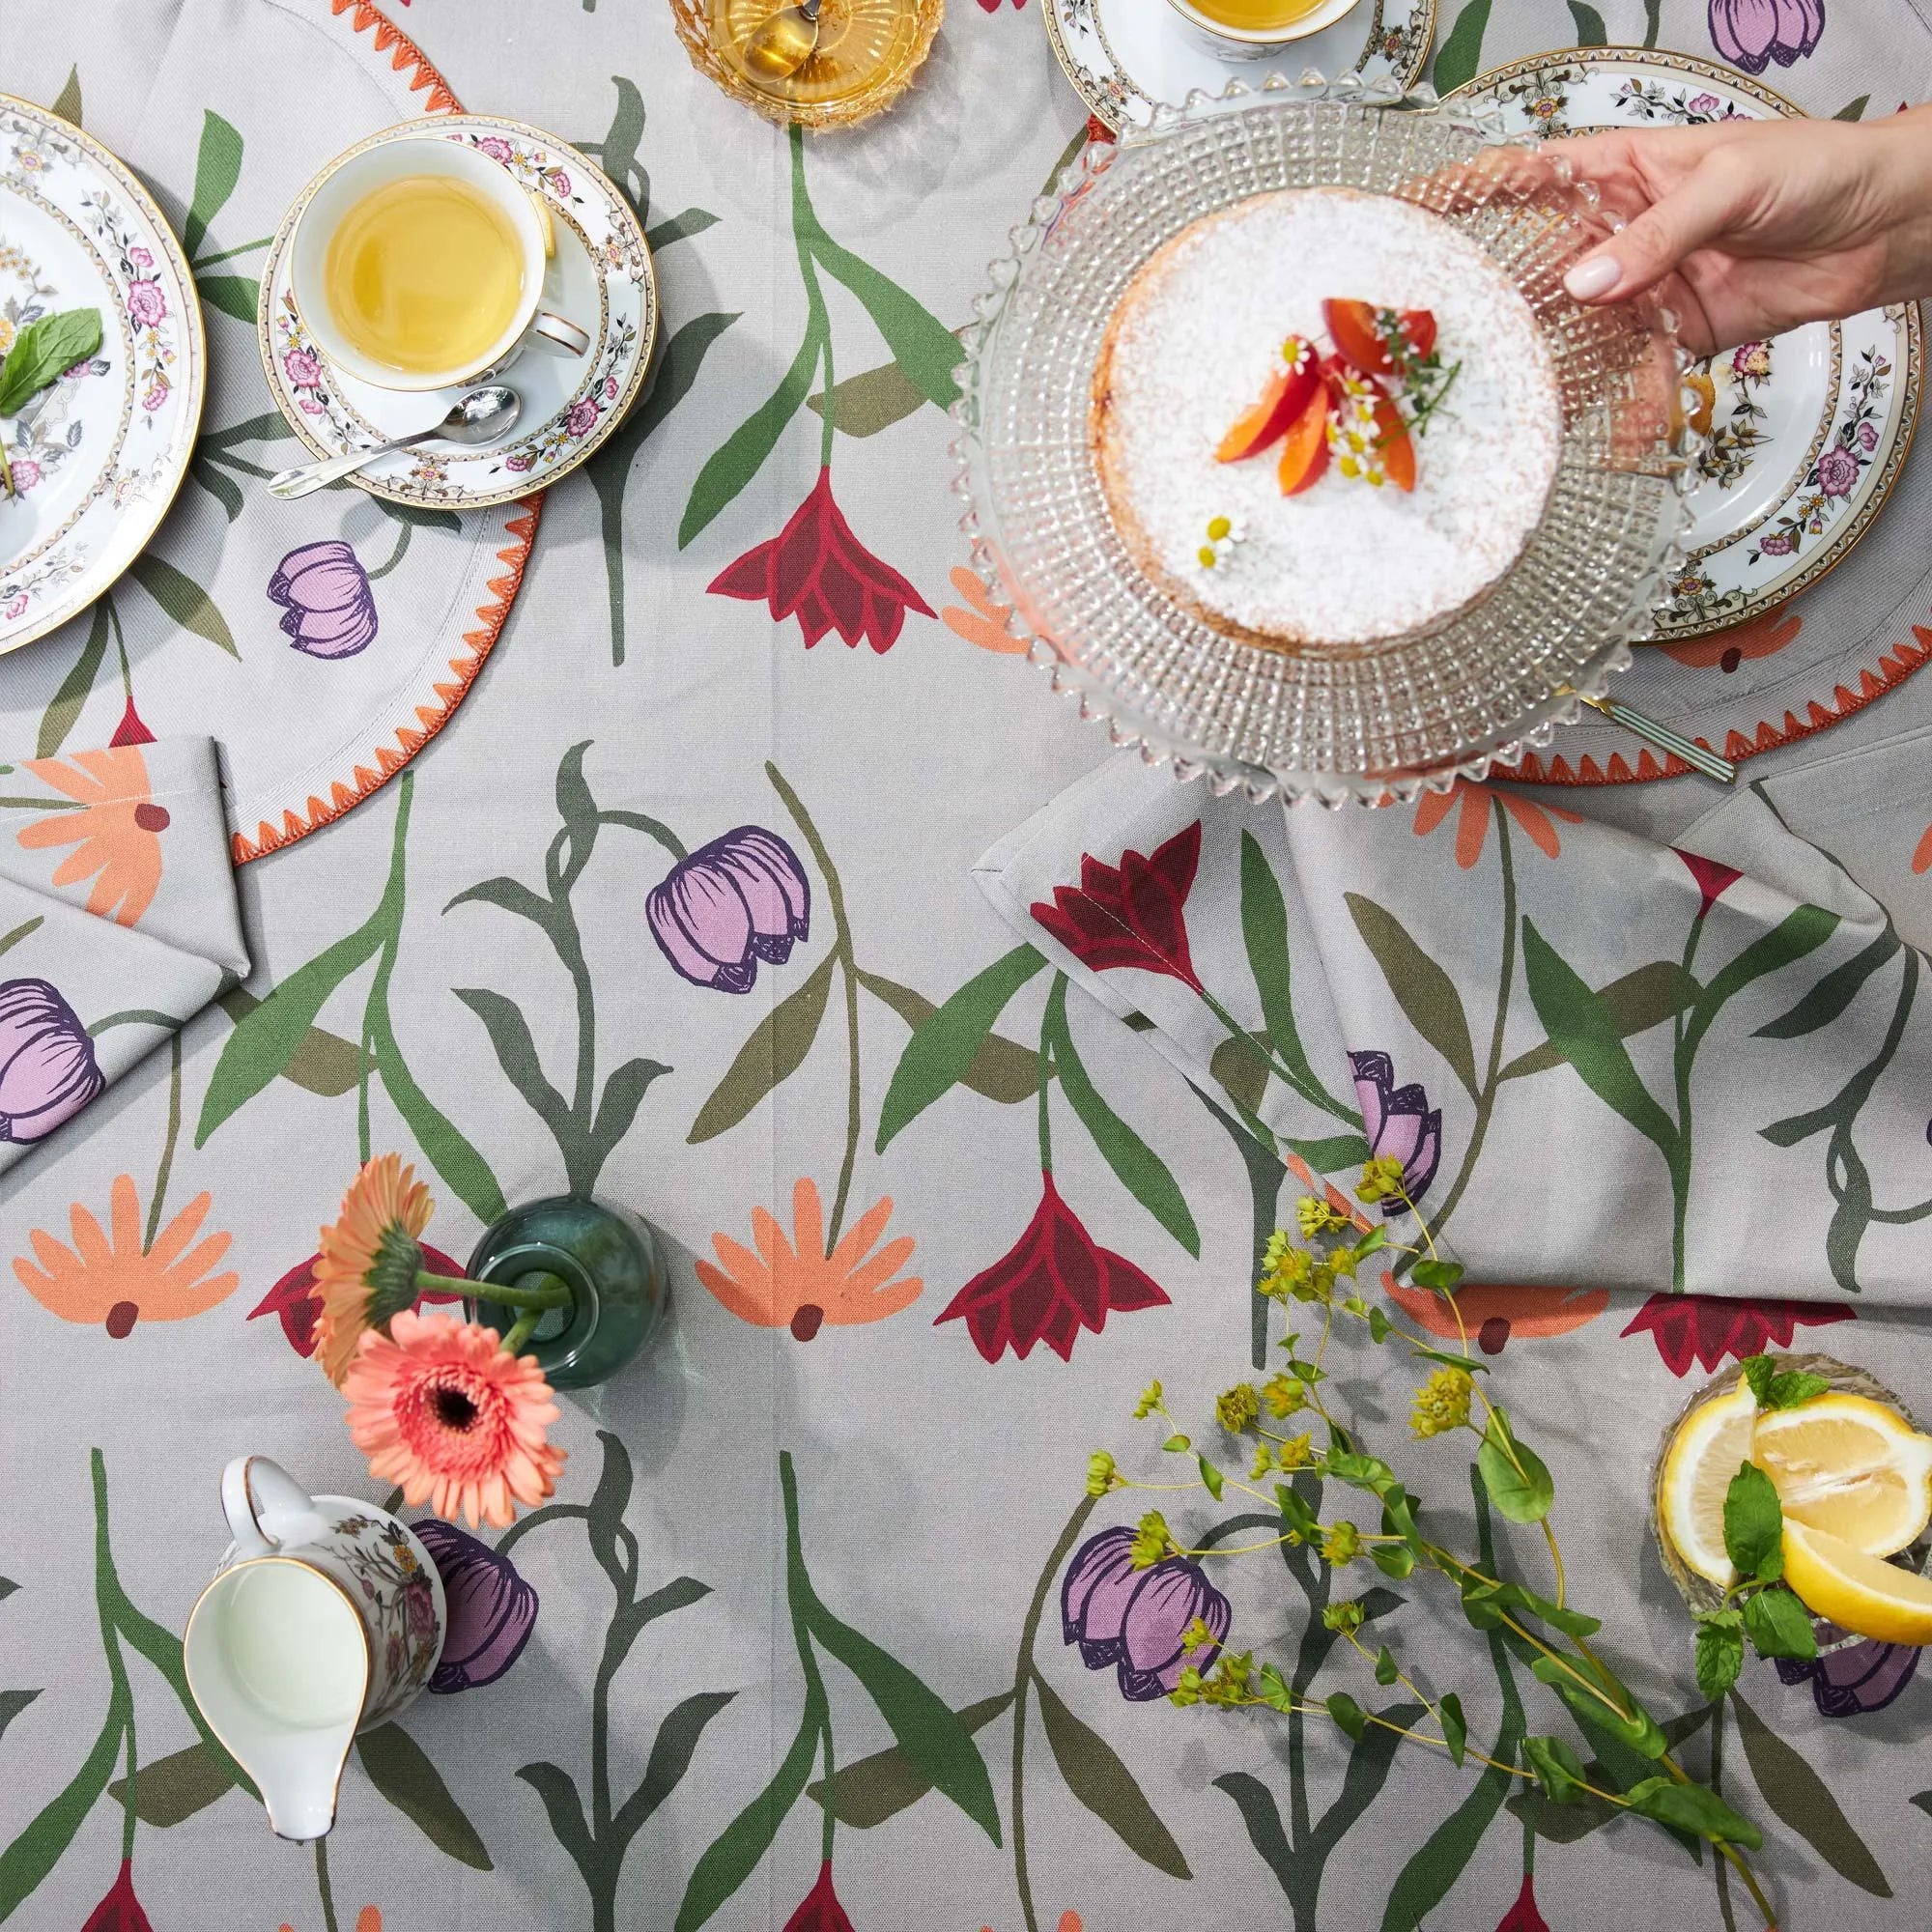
[1043,0,1435,132]
[1449,49,1921,643]
[952,81,1695,805]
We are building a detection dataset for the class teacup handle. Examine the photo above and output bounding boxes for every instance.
[528,310,590,359]
[221,1456,326,1560]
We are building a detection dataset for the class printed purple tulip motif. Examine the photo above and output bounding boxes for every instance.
[268,539,379,660]
[647,827,810,994]
[1709,0,1825,74]
[412,1517,538,1692]
[1062,1524,1230,1700]
[0,977,103,1143]
[1774,1630,1919,1717]
[1350,1049,1441,1213]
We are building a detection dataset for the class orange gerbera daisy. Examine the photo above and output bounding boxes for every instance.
[313,1153,439,1387]
[696,1177,922,1339]
[16,747,168,926]
[13,1173,237,1336]
[1412,781,1582,869]
[344,1308,564,1529]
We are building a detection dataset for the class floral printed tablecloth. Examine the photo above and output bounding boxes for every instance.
[4,4,1932,1932]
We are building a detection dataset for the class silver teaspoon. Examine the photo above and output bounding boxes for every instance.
[267,384,521,499]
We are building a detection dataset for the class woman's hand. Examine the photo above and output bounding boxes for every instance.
[1552,107,1932,355]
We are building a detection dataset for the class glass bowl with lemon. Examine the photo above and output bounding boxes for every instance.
[1654,1354,1932,1649]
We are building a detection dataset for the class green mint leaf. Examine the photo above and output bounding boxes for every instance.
[1521,1734,1586,1804]
[1742,1585,1819,1662]
[1410,1259,1464,1293]
[1197,1455,1225,1501]
[1721,1462,1783,1579]
[0,309,103,417]
[1477,1408,1555,1523]
[1373,1645,1400,1686]
[1439,1691,1467,1768]
[1694,1617,1746,1701]
[1325,1691,1367,1742]
[1766,1370,1832,1410]
[1622,1776,1763,1851]
[1740,1354,1777,1407]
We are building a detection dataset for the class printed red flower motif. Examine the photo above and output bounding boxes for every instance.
[708,467,934,654]
[1030,821,1205,992]
[936,1170,1170,1362]
[81,1861,153,1932]
[1494,1872,1549,1932]
[249,1242,467,1357]
[109,695,155,748]
[1621,1292,1853,1377]
[782,1863,857,1932]
[1674,849,1745,918]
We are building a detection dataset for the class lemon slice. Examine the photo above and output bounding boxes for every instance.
[1658,1384,1756,1587]
[528,189,556,260]
[1752,1393,1932,1558]
[1781,1520,1932,1644]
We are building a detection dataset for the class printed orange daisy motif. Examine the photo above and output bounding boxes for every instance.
[1412,781,1581,868]
[696,1177,922,1338]
[940,565,1029,655]
[16,747,168,926]
[13,1172,238,1336]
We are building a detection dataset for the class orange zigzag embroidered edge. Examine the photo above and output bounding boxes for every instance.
[327,0,462,114]
[1506,625,1932,787]
[232,499,543,864]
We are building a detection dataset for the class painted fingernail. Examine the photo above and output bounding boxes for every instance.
[1564,254,1621,299]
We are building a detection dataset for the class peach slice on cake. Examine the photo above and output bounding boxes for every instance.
[1324,299,1437,379]
[1371,397,1416,492]
[1276,385,1332,496]
[1216,337,1321,462]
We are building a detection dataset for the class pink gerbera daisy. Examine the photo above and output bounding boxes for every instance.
[343,1308,565,1528]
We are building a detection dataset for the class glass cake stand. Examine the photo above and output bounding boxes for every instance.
[951,77,1702,806]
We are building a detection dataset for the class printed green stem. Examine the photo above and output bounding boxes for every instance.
[144,1032,183,1252]
[1711,1697,1738,1932]
[788,127,837,472]
[778,1451,838,1863]
[92,1457,137,1864]
[1196,983,1358,1127]
[85,1009,181,1036]
[110,599,131,708]
[768,763,864,1250]
[364,516,413,582]
[193,234,272,269]
[1036,1025,1055,1171]
[1668,916,1705,1292]
[1010,1493,1099,1932]
[357,1006,375,1165]
[598,807,688,862]
[314,1837,339,1932]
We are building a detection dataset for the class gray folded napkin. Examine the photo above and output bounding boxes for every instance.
[977,751,1932,1303]
[0,735,246,1171]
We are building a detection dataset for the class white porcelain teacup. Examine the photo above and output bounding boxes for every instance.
[289,132,589,393]
[185,1459,445,1841]
[1159,0,1363,59]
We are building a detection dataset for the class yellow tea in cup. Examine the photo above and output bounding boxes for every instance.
[323,175,525,378]
[1187,0,1333,24]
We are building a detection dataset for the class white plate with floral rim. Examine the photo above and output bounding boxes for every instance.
[1043,0,1435,132]
[257,116,656,511]
[0,96,205,659]
[1448,48,1921,642]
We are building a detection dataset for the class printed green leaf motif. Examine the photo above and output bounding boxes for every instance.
[1911,1790,1932,1818]
[0,919,38,963]
[675,1712,821,1932]
[1438,1691,1467,1768]
[1431,0,1493,93]
[128,554,238,656]
[197,918,384,1142]
[808,234,961,409]
[1755,929,1898,1038]
[517,1760,593,1873]
[50,66,80,127]
[856,969,1039,1102]
[1498,960,1699,1082]
[216,988,368,1096]
[802,1588,1001,1843]
[1034,1674,1191,1878]
[445,873,558,936]
[1240,831,1345,1114]
[196,275,260,325]
[1622,1775,1762,1851]
[1567,0,1607,42]
[1685,901,1839,1057]
[1729,1690,1889,1893]
[605,1576,714,1684]
[454,986,573,1147]
[1476,1408,1554,1523]
[1835,94,1871,120]
[585,1428,637,1595]
[1742,1586,1815,1661]
[0,1700,125,1916]
[1643,0,1662,45]
[688,951,834,1144]
[1045,976,1199,1256]
[1285,1132,1373,1172]
[356,1723,492,1869]
[645,207,720,252]
[368,999,507,1224]
[809,1691,1014,1827]
[183,110,243,261]
[589,1055,672,1179]
[1520,918,1679,1157]
[678,327,819,549]
[610,1689,739,1851]
[807,357,930,439]
[38,600,110,758]
[875,943,1046,1150]
[1722,1463,1783,1580]
[0,1690,37,1747]
[1347,893,1478,1098]
[108,1738,240,1827]
[1210,1030,1271,1118]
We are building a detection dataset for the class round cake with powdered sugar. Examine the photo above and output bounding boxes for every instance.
[1090,186,1563,651]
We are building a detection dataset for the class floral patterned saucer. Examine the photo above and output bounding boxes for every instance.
[1449,49,1921,643]
[256,116,656,510]
[0,96,204,659]
[1042,0,1435,132]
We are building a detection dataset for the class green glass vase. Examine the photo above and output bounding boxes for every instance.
[465,1196,667,1390]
